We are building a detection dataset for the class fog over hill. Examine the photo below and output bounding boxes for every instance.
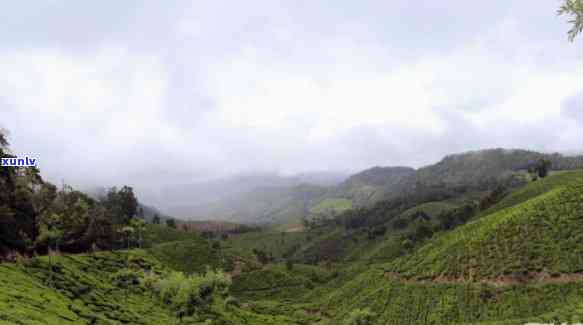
[154,148,583,222]
[2,1,583,217]
[141,171,349,218]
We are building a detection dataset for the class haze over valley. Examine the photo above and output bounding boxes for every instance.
[2,1,583,324]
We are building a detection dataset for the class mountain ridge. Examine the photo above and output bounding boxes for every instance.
[157,148,583,225]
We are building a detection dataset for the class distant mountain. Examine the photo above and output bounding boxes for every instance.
[153,148,583,226]
[413,148,583,189]
[176,184,328,225]
[332,166,416,206]
[159,172,348,219]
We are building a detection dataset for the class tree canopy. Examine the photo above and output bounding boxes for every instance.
[559,0,583,41]
[0,128,151,258]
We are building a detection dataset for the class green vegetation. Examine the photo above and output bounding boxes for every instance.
[0,251,175,324]
[231,263,334,300]
[343,308,375,325]
[320,268,583,325]
[225,231,310,261]
[0,249,305,324]
[388,181,583,280]
[310,198,353,215]
[0,129,157,257]
[559,0,583,41]
[151,269,232,319]
[400,201,459,220]
[5,168,583,324]
[6,123,583,324]
[142,223,199,247]
[149,237,234,274]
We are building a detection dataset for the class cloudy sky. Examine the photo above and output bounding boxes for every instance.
[1,1,583,204]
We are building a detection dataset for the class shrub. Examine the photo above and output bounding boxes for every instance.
[224,296,240,310]
[110,269,143,289]
[141,271,160,292]
[151,269,232,317]
[401,239,414,250]
[285,259,294,271]
[203,268,232,296]
[343,308,376,325]
[392,218,409,230]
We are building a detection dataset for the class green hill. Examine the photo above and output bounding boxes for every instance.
[6,138,583,324]
[133,149,583,227]
[387,170,583,280]
[305,170,583,324]
[333,166,416,206]
[0,249,305,324]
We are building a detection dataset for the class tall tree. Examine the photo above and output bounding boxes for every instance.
[102,186,138,225]
[130,218,146,248]
[166,218,176,229]
[559,0,583,41]
[0,129,8,150]
[37,212,64,287]
[118,186,138,223]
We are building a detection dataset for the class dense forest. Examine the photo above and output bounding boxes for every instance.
[0,129,167,258]
[1,1,583,324]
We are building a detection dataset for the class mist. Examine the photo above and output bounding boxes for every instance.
[1,1,583,215]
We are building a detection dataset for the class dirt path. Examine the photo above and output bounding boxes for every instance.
[384,271,583,287]
[233,283,306,293]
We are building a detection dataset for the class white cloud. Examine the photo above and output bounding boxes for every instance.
[1,0,583,209]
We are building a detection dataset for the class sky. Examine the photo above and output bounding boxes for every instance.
[1,1,583,207]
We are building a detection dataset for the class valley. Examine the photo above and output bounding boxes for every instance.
[3,145,583,324]
[2,2,583,323]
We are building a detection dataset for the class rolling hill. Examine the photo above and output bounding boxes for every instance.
[149,149,583,227]
[4,155,583,324]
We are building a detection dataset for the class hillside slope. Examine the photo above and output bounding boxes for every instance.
[387,171,583,280]
[312,170,583,324]
[0,249,303,324]
[167,149,583,226]
[333,166,416,206]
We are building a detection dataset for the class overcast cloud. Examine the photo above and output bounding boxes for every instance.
[1,1,583,207]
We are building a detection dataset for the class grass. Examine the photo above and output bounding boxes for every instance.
[476,169,583,219]
[386,173,583,280]
[231,263,335,301]
[318,268,583,325]
[0,250,308,324]
[399,201,459,219]
[0,251,175,324]
[142,224,199,247]
[226,231,310,261]
[148,237,234,274]
[6,170,583,324]
[310,198,353,214]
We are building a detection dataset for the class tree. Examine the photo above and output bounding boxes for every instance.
[120,226,135,250]
[130,218,146,249]
[536,159,552,178]
[102,186,138,226]
[252,248,270,265]
[152,214,160,224]
[118,186,138,222]
[0,128,9,150]
[37,213,64,287]
[285,259,294,271]
[529,158,552,180]
[166,218,176,228]
[392,218,409,230]
[559,0,583,41]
